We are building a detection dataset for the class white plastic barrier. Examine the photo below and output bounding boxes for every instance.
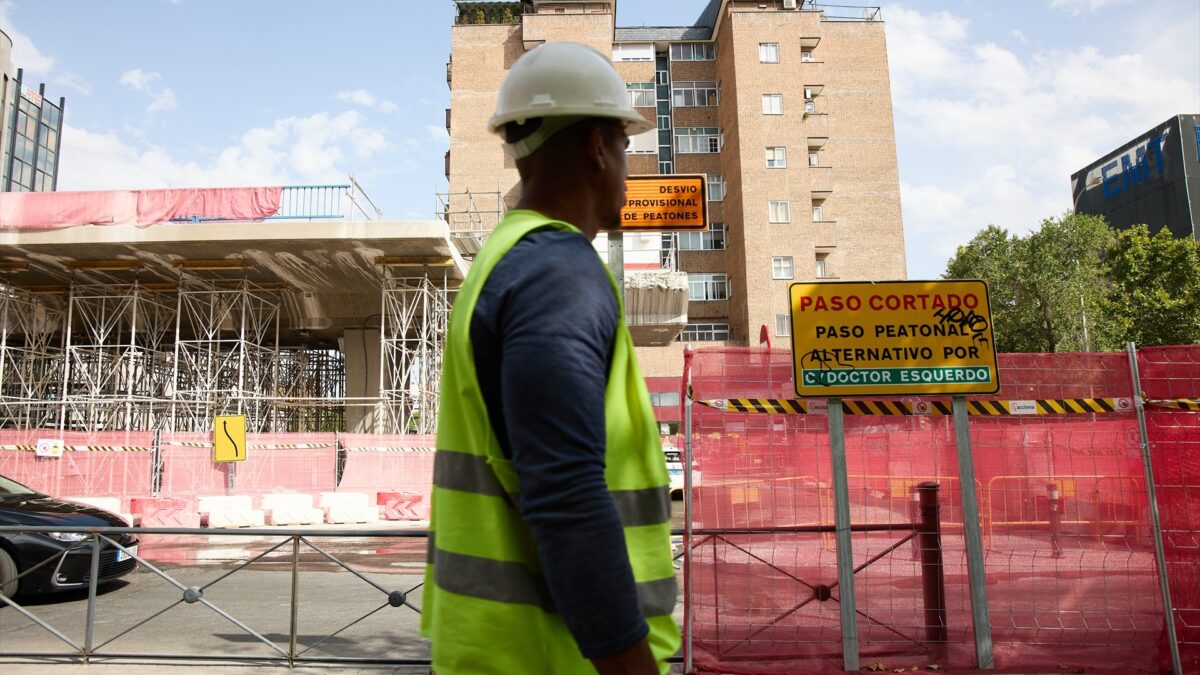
[260,493,324,526]
[318,492,377,524]
[197,495,265,528]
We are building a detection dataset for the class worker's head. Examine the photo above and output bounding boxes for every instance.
[488,42,654,228]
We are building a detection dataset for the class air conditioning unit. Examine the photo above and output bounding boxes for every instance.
[783,0,798,9]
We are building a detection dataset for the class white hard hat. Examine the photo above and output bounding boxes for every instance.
[488,41,655,158]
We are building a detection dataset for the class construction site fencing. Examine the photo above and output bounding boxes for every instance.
[0,432,439,520]
[682,346,1195,674]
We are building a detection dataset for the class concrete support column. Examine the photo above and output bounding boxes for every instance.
[342,327,381,434]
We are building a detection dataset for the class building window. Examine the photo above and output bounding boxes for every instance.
[679,323,731,341]
[628,128,657,154]
[672,81,719,107]
[766,147,788,168]
[769,200,791,223]
[688,273,729,301]
[801,49,814,62]
[673,222,726,251]
[809,150,821,167]
[762,94,783,115]
[650,391,682,407]
[816,254,830,278]
[657,115,671,130]
[626,82,655,107]
[772,256,794,280]
[613,43,654,62]
[659,160,674,174]
[805,99,816,114]
[759,42,780,63]
[707,174,726,201]
[670,43,715,61]
[676,127,721,153]
[657,69,670,85]
[812,199,825,221]
[775,314,792,337]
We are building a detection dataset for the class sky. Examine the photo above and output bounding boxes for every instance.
[1,0,1197,280]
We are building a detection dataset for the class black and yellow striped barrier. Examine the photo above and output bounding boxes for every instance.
[1149,398,1200,412]
[690,395,1155,416]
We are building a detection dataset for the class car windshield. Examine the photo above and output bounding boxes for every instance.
[0,475,38,497]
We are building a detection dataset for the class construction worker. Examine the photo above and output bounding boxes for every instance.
[421,41,680,674]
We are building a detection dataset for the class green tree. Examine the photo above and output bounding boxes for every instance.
[944,214,1115,352]
[1104,225,1200,347]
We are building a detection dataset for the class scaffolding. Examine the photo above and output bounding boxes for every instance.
[0,263,452,435]
[436,188,503,260]
[0,286,64,429]
[378,267,451,435]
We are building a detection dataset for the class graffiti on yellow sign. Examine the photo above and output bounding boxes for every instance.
[620,174,707,231]
[213,415,247,463]
[789,280,999,397]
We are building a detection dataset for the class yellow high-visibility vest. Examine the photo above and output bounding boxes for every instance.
[421,209,680,674]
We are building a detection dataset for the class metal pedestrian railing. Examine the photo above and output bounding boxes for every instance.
[0,524,429,667]
[267,184,351,221]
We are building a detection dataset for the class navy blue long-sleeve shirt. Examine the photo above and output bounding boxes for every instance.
[469,227,649,659]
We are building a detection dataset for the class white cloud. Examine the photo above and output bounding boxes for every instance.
[148,87,177,113]
[334,89,399,113]
[119,68,160,92]
[1010,29,1027,43]
[885,3,1200,279]
[335,89,377,107]
[1048,0,1133,15]
[0,1,55,74]
[57,110,394,191]
[120,68,178,114]
[53,71,92,95]
[425,124,448,142]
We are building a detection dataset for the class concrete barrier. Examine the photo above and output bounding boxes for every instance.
[318,492,377,524]
[261,493,324,526]
[197,495,265,528]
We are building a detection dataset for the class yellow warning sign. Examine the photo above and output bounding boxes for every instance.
[789,280,999,397]
[213,415,247,463]
[620,174,707,231]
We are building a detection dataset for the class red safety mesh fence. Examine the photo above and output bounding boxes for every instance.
[0,429,154,502]
[338,433,436,497]
[684,347,1170,674]
[1139,346,1200,673]
[157,432,339,504]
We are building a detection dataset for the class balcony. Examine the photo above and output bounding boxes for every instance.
[445,60,451,88]
[624,270,689,346]
[454,2,522,25]
[804,112,830,136]
[445,108,451,133]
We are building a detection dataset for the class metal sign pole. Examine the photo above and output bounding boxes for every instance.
[1127,342,1183,675]
[952,396,994,669]
[607,232,624,292]
[828,398,859,672]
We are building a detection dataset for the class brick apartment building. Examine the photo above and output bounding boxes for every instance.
[444,0,906,428]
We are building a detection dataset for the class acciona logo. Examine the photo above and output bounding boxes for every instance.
[1008,400,1038,415]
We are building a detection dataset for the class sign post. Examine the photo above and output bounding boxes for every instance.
[827,398,858,672]
[789,279,998,669]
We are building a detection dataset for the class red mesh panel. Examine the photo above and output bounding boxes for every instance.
[1140,346,1200,673]
[684,347,1163,674]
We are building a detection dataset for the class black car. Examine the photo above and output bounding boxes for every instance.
[0,474,138,597]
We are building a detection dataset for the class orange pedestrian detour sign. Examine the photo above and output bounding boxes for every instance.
[620,175,707,231]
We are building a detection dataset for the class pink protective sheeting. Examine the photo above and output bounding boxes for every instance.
[0,186,282,231]
[135,187,282,225]
[0,190,137,229]
[0,429,155,501]
[338,434,437,504]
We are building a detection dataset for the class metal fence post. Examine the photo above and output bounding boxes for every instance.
[683,362,694,675]
[952,396,994,669]
[84,532,101,662]
[828,398,859,672]
[289,534,301,667]
[1127,342,1182,675]
[917,482,947,644]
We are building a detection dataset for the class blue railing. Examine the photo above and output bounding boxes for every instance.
[267,184,350,220]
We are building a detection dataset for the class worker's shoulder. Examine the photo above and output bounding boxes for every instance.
[503,229,608,281]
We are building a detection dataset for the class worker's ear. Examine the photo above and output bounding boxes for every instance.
[587,123,609,172]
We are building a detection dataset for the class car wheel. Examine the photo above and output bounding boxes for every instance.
[0,548,18,598]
